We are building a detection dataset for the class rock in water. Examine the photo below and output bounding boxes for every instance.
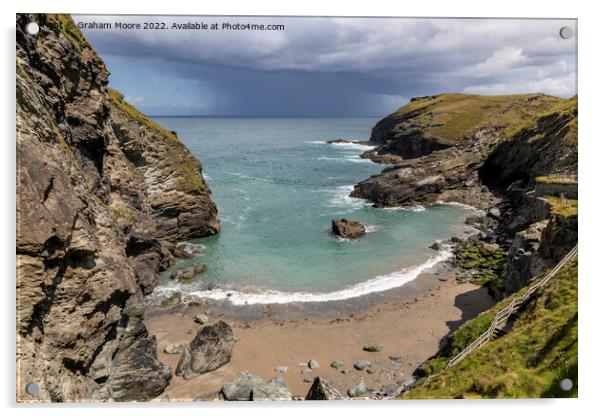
[331,218,366,239]
[347,380,367,398]
[176,321,235,379]
[305,377,345,400]
[171,264,207,283]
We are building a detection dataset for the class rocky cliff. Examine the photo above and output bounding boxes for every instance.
[16,14,219,402]
[353,93,577,295]
[352,93,576,209]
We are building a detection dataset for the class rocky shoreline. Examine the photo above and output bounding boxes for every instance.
[145,265,494,401]
[17,14,577,403]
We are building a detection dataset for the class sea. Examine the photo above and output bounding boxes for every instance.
[150,117,475,305]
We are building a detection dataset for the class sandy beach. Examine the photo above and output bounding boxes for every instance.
[145,263,495,400]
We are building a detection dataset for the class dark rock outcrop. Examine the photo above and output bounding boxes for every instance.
[107,336,172,402]
[351,93,576,210]
[332,218,366,239]
[16,14,219,402]
[305,377,344,400]
[175,321,235,380]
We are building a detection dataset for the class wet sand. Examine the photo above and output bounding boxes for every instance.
[145,261,495,400]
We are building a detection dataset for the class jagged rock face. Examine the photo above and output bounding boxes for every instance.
[16,14,218,402]
[175,321,235,380]
[352,94,576,210]
[504,211,577,295]
[480,99,577,188]
[109,99,220,241]
[352,146,497,209]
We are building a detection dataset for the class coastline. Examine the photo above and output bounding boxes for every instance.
[145,259,495,400]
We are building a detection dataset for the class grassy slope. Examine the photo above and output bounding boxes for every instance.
[108,88,206,192]
[404,256,578,399]
[46,14,95,53]
[392,93,567,146]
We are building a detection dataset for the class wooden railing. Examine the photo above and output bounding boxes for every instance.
[445,245,578,369]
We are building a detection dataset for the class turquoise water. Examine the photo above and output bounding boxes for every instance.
[152,117,472,304]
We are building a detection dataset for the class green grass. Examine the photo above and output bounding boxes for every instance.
[46,14,93,53]
[392,93,567,145]
[536,176,578,185]
[545,196,578,218]
[404,257,578,399]
[113,208,136,222]
[455,242,507,299]
[108,89,206,193]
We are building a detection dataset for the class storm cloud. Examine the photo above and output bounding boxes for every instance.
[74,15,577,116]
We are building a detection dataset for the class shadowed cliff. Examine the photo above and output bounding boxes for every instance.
[16,13,219,402]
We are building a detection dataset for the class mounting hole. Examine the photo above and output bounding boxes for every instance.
[559,26,573,40]
[25,22,40,35]
[559,378,573,391]
[25,382,39,396]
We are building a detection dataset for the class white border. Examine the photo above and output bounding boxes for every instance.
[2,1,600,416]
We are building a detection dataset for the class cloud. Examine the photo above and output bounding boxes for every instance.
[73,15,577,115]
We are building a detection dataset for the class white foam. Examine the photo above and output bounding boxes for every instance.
[306,140,375,152]
[329,142,375,152]
[328,185,370,210]
[152,246,453,306]
[176,241,206,256]
[364,224,381,233]
[382,205,426,212]
[345,156,373,164]
[435,200,485,214]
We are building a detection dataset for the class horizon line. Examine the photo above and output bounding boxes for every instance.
[149,114,383,118]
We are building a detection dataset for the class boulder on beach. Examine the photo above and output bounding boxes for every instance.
[354,360,371,370]
[332,218,366,239]
[308,359,320,370]
[108,337,172,402]
[221,372,264,401]
[163,343,185,354]
[347,380,367,398]
[363,344,382,352]
[305,377,345,400]
[194,313,209,324]
[221,372,292,401]
[251,377,293,401]
[175,321,235,380]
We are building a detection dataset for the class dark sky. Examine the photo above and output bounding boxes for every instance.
[74,15,577,116]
